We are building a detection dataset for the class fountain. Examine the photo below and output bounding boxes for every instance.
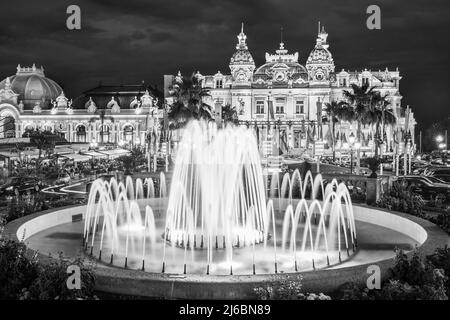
[83,121,357,275]
[8,119,440,298]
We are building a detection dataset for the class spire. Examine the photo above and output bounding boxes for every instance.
[316,22,329,49]
[279,26,284,50]
[275,26,288,55]
[236,23,248,50]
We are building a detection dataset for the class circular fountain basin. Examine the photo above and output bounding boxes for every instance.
[4,202,449,299]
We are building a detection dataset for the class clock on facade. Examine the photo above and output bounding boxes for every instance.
[275,72,285,82]
[315,72,324,81]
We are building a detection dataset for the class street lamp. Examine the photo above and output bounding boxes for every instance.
[436,135,444,143]
[348,132,360,175]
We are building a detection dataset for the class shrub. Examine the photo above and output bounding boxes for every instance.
[0,238,97,300]
[426,246,450,296]
[339,248,448,300]
[0,239,39,299]
[254,277,303,300]
[376,181,424,216]
[253,276,331,300]
[24,255,96,300]
[428,213,450,235]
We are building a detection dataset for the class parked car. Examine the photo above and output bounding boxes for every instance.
[432,174,450,184]
[426,167,450,176]
[0,176,43,196]
[403,175,449,188]
[45,172,71,185]
[397,176,450,203]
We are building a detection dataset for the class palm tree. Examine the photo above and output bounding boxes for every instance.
[221,103,239,125]
[323,101,352,161]
[89,107,114,144]
[372,92,396,157]
[167,72,212,129]
[343,83,378,171]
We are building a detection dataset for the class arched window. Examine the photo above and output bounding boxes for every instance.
[1,116,16,138]
[101,124,110,143]
[76,125,86,143]
[123,125,134,142]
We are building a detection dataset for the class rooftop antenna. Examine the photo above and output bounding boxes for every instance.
[241,22,244,33]
[318,21,321,34]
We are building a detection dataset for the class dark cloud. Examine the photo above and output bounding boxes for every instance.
[0,0,449,129]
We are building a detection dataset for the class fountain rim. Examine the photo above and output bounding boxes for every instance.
[4,203,449,298]
[3,203,448,283]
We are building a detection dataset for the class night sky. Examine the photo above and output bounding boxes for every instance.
[0,0,448,130]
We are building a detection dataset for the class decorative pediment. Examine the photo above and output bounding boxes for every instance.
[86,97,97,113]
[271,63,289,70]
[130,96,141,108]
[140,90,153,107]
[55,91,69,109]
[254,78,266,85]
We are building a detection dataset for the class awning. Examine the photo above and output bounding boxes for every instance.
[97,148,130,159]
[54,147,74,155]
[82,151,108,159]
[20,150,40,159]
[64,153,92,162]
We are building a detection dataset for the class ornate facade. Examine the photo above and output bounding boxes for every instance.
[166,24,417,156]
[0,65,163,146]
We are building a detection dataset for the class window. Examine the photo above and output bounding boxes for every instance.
[256,100,265,114]
[295,100,305,114]
[123,125,134,142]
[362,77,369,86]
[275,98,285,114]
[76,125,86,143]
[340,78,347,87]
[215,79,223,89]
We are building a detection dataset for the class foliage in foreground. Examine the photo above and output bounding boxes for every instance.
[340,247,449,300]
[253,276,331,300]
[0,236,97,300]
[375,181,425,217]
[2,193,84,223]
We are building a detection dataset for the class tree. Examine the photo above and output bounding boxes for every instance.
[343,83,379,171]
[89,107,114,144]
[116,146,146,175]
[372,92,396,157]
[167,72,212,129]
[323,101,351,161]
[221,103,239,125]
[22,128,65,159]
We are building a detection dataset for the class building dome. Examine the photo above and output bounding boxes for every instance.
[306,27,334,66]
[229,24,255,66]
[0,64,62,109]
[307,47,333,64]
[230,49,254,65]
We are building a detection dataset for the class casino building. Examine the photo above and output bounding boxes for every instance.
[0,64,163,146]
[165,24,417,156]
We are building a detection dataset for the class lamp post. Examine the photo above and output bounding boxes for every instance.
[436,135,444,150]
[347,132,361,175]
